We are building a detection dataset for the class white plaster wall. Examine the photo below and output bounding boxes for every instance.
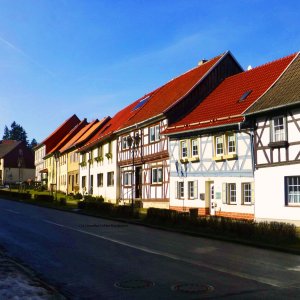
[255,164,300,224]
[34,145,45,181]
[80,140,119,203]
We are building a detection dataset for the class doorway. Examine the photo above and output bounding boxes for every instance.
[135,166,142,199]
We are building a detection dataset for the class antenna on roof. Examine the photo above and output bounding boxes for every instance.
[247,65,252,70]
[198,59,207,66]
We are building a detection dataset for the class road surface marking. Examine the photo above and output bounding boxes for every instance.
[4,209,20,214]
[42,219,282,287]
[287,265,300,272]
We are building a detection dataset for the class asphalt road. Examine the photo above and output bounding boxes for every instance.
[0,198,299,299]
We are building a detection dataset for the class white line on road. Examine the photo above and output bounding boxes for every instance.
[4,209,20,214]
[42,219,282,287]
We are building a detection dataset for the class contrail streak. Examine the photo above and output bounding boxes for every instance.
[0,35,56,77]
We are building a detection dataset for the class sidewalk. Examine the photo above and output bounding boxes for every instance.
[0,251,65,299]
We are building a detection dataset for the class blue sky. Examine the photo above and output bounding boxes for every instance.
[0,0,299,142]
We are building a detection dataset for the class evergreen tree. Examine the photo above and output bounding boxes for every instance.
[2,121,35,147]
[29,138,38,149]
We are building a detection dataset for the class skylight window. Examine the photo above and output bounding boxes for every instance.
[132,96,150,111]
[239,90,252,102]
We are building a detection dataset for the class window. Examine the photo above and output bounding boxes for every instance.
[82,176,86,188]
[242,183,252,204]
[228,183,236,203]
[188,181,198,199]
[272,116,287,142]
[285,176,300,205]
[152,167,163,184]
[180,140,188,158]
[191,139,198,157]
[122,136,129,150]
[223,183,236,204]
[107,172,114,186]
[98,146,103,157]
[75,174,78,185]
[123,172,132,186]
[150,125,160,142]
[108,142,112,153]
[82,153,87,162]
[97,173,103,187]
[215,135,224,156]
[227,134,236,154]
[176,181,184,199]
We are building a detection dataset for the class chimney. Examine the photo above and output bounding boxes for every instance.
[198,59,207,66]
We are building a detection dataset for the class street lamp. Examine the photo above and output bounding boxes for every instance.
[127,132,141,213]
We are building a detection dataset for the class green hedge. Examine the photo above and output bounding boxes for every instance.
[34,194,54,202]
[146,208,298,244]
[77,200,139,218]
[0,189,31,200]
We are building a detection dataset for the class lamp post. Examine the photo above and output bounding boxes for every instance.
[127,132,141,213]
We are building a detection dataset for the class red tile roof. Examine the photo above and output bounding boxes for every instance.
[80,53,227,152]
[79,98,143,151]
[120,53,225,129]
[47,118,88,155]
[164,53,297,135]
[36,114,81,154]
[59,117,110,153]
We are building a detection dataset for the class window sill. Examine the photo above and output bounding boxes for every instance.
[285,205,300,207]
[268,141,289,148]
[188,156,200,162]
[180,158,189,163]
[213,155,224,161]
[223,153,237,160]
[151,182,163,185]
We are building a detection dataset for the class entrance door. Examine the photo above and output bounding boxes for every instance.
[135,167,142,198]
[209,183,215,215]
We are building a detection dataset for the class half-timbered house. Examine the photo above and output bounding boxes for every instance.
[245,52,300,224]
[116,52,243,208]
[164,52,297,219]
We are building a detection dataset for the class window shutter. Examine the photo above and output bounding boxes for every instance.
[269,118,273,142]
[176,181,179,199]
[222,183,227,204]
[241,183,244,205]
[194,180,198,199]
[284,115,288,141]
[251,182,255,205]
[284,177,288,206]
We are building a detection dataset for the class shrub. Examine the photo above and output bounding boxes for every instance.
[134,200,143,208]
[77,200,86,209]
[74,193,83,200]
[34,194,54,202]
[59,197,67,206]
[0,190,31,200]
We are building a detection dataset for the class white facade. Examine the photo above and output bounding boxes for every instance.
[34,145,46,181]
[79,139,119,203]
[254,108,300,225]
[169,130,255,218]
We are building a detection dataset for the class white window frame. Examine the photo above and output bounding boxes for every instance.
[150,125,160,143]
[151,167,163,184]
[224,183,236,204]
[285,176,300,206]
[188,180,198,199]
[180,140,188,158]
[272,116,287,142]
[242,182,252,204]
[227,134,236,154]
[215,135,224,156]
[191,139,198,157]
[177,181,184,199]
[123,171,132,186]
[122,136,129,150]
